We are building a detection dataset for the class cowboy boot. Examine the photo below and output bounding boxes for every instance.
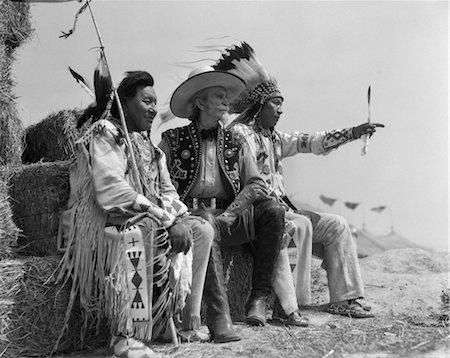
[246,197,285,326]
[194,207,241,343]
[203,239,241,343]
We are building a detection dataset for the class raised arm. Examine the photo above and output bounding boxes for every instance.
[278,122,384,158]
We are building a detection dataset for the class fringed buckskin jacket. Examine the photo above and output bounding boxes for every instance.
[57,117,189,341]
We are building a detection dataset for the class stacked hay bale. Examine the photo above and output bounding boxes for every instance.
[5,160,72,256]
[22,109,85,163]
[221,246,254,321]
[0,0,30,258]
[0,174,19,259]
[0,2,107,356]
[0,256,108,358]
[0,0,32,166]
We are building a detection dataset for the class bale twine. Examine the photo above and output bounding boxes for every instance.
[0,173,19,259]
[3,160,71,256]
[0,255,108,358]
[22,109,87,164]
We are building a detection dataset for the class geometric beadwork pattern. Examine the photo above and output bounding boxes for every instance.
[124,224,149,322]
[285,219,299,286]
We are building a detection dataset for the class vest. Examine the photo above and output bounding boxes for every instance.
[162,121,242,201]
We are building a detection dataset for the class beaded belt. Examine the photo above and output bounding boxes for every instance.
[186,197,231,210]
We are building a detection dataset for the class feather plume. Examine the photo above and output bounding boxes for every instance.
[68,66,95,99]
[213,41,279,113]
[75,51,113,128]
[93,51,113,113]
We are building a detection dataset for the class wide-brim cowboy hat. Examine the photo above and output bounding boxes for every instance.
[170,66,245,118]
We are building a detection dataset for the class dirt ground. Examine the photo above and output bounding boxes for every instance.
[55,248,450,358]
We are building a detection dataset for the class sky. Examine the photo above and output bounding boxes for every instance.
[12,0,449,252]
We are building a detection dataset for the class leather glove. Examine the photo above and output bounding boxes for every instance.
[352,122,385,139]
[168,220,192,254]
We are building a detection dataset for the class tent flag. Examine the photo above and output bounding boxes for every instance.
[319,195,337,207]
[344,201,360,210]
[371,205,387,213]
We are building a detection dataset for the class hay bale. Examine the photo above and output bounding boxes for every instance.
[0,174,19,258]
[0,0,33,166]
[22,109,87,163]
[0,0,33,52]
[3,161,71,256]
[0,40,24,166]
[221,245,254,321]
[0,255,108,358]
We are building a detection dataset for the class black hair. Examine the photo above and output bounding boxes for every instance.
[110,71,154,118]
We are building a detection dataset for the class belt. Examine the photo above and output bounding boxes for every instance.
[186,197,231,210]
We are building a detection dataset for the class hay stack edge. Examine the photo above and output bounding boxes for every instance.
[0,0,31,259]
[0,0,31,165]
[0,2,105,356]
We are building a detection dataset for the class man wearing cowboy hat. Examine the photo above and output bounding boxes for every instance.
[160,66,288,332]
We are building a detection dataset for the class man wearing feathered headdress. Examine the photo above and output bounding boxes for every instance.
[217,41,384,318]
[160,66,308,331]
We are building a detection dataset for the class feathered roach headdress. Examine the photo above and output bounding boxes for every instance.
[213,41,282,115]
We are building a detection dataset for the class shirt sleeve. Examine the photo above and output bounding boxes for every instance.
[238,140,269,196]
[278,127,355,158]
[90,124,178,227]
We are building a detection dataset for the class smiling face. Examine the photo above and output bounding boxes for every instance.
[258,96,284,129]
[124,85,158,132]
[195,86,229,123]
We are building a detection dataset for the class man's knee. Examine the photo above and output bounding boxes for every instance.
[291,214,313,234]
[316,213,351,246]
[254,198,285,225]
[326,214,349,232]
[186,216,214,247]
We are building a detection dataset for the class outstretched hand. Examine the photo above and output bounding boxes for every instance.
[353,123,385,139]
